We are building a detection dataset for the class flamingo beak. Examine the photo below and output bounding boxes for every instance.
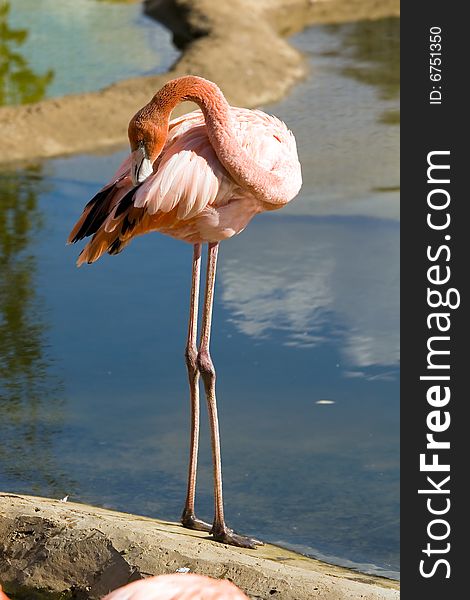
[131,142,153,186]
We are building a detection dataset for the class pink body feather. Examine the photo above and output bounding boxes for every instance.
[102,574,249,600]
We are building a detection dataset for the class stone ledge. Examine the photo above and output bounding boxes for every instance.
[0,493,399,600]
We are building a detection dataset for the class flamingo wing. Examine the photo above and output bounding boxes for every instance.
[233,108,300,180]
[131,121,232,220]
[69,111,237,264]
[66,154,133,245]
[126,107,297,221]
[68,107,298,265]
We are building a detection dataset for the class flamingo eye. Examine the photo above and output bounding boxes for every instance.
[136,139,149,159]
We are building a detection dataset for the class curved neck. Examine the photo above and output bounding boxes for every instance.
[142,76,291,205]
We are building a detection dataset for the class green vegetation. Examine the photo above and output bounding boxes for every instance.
[0,2,53,105]
[0,167,69,496]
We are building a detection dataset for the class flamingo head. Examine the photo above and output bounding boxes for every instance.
[128,118,166,187]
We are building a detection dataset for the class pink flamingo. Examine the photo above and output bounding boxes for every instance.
[0,586,10,600]
[68,76,302,548]
[1,575,249,600]
[102,574,249,600]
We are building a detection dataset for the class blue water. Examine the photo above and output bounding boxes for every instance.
[2,0,179,104]
[0,18,399,577]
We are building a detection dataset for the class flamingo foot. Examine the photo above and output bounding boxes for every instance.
[181,509,212,532]
[211,524,263,549]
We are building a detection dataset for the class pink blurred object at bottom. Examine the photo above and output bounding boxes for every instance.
[102,574,249,600]
[0,585,11,600]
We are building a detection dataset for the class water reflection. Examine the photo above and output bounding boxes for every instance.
[5,0,179,103]
[220,216,399,374]
[0,168,69,495]
[234,18,400,374]
[326,18,400,124]
[0,2,53,105]
[272,20,399,221]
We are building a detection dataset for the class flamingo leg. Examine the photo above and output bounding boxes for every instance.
[198,242,261,548]
[181,243,212,532]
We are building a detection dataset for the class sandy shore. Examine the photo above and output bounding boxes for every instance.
[0,493,399,600]
[0,0,399,166]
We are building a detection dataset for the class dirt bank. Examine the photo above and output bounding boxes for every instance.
[0,0,399,167]
[0,493,399,600]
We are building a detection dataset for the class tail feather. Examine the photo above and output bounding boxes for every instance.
[76,231,115,266]
[75,206,145,266]
[67,187,117,244]
[69,173,150,266]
